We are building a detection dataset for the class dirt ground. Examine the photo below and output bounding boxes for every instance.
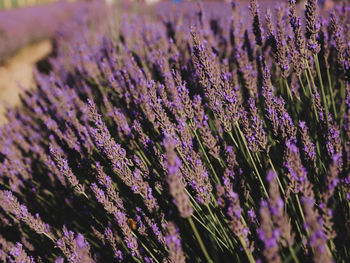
[0,39,52,124]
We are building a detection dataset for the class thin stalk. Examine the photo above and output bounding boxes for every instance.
[230,127,248,160]
[284,78,294,101]
[238,237,255,263]
[176,150,221,217]
[137,145,152,166]
[177,148,215,210]
[191,192,225,245]
[228,131,239,149]
[340,81,346,132]
[304,70,319,122]
[314,136,327,174]
[326,66,337,118]
[188,217,213,263]
[132,232,159,263]
[78,190,89,200]
[236,124,269,198]
[314,54,329,128]
[306,63,317,92]
[206,204,235,250]
[289,205,303,239]
[42,232,56,243]
[184,187,203,215]
[218,157,226,168]
[253,152,263,170]
[183,175,230,247]
[329,240,336,254]
[298,75,307,96]
[191,214,230,251]
[186,190,233,252]
[267,155,285,196]
[193,128,220,184]
[295,194,306,224]
[120,238,141,262]
[289,246,300,263]
[324,242,334,259]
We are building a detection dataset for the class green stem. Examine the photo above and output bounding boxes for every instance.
[304,70,319,122]
[218,157,226,168]
[298,75,307,96]
[326,66,337,118]
[340,81,346,132]
[133,232,159,263]
[267,155,285,196]
[314,54,329,128]
[253,152,264,172]
[235,124,269,198]
[184,187,202,215]
[191,214,230,251]
[295,194,306,225]
[188,217,213,263]
[206,205,235,250]
[228,131,239,149]
[177,148,229,247]
[42,232,56,243]
[78,190,89,200]
[306,63,317,92]
[239,237,255,263]
[289,246,300,263]
[184,183,228,247]
[284,78,294,101]
[287,197,304,239]
[193,127,220,184]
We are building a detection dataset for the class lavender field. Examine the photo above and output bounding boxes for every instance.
[0,0,349,262]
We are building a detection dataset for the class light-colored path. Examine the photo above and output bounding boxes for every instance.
[0,39,52,123]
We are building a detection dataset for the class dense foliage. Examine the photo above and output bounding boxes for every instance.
[0,0,350,262]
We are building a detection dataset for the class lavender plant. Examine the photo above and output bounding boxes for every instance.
[0,0,349,262]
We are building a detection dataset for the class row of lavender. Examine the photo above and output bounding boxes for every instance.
[1,0,350,262]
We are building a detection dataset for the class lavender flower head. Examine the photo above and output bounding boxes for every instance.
[164,135,193,218]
